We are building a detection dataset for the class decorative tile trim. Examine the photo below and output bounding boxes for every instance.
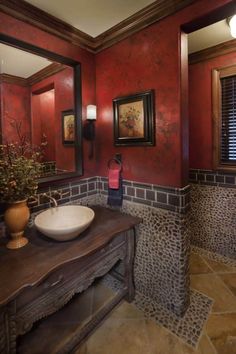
[189,168,236,188]
[99,177,191,214]
[0,176,191,221]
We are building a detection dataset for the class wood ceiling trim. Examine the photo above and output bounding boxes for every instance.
[189,38,236,65]
[28,63,65,85]
[0,0,196,54]
[0,63,66,86]
[0,73,28,86]
[0,0,96,52]
[94,0,196,52]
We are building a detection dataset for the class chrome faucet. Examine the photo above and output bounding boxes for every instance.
[42,193,58,207]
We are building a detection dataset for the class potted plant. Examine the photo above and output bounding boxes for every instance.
[0,120,42,249]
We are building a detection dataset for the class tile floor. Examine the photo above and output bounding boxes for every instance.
[77,250,236,354]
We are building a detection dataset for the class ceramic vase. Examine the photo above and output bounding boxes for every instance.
[4,200,30,249]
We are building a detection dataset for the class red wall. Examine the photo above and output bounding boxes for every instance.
[32,89,56,162]
[0,82,31,144]
[189,51,236,169]
[95,0,232,188]
[0,11,96,178]
[31,67,75,172]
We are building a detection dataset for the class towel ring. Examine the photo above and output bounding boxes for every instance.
[107,158,122,171]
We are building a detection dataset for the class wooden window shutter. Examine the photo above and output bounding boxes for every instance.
[220,75,236,163]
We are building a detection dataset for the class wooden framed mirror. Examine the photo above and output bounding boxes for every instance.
[0,33,83,184]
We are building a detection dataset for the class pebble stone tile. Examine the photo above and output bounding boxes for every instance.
[91,194,191,316]
[190,184,236,260]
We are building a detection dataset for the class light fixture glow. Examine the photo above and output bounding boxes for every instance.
[229,15,236,38]
[86,105,97,120]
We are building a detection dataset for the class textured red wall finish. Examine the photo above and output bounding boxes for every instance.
[31,67,75,172]
[95,0,232,187]
[1,82,31,144]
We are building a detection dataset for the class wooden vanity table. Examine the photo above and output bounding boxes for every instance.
[0,206,141,354]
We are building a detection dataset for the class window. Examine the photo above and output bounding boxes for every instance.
[212,64,236,171]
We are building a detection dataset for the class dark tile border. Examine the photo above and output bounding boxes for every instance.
[99,177,191,214]
[189,169,236,188]
[0,176,191,222]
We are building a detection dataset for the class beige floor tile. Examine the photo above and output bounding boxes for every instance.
[190,253,212,274]
[109,300,145,320]
[190,274,236,312]
[203,258,236,273]
[196,334,217,354]
[91,282,116,315]
[219,273,236,297]
[206,313,236,354]
[144,319,190,354]
[75,317,150,354]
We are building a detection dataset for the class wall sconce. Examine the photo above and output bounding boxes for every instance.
[228,15,236,38]
[83,105,96,159]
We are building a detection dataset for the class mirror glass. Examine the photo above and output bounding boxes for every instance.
[0,37,82,182]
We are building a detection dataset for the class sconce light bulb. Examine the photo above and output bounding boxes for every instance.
[87,105,97,120]
[229,15,236,38]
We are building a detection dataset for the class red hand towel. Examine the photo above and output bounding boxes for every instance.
[108,167,120,189]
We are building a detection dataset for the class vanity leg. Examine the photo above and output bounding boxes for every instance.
[124,229,135,302]
[0,302,17,354]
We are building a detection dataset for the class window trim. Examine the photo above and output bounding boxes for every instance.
[212,64,236,172]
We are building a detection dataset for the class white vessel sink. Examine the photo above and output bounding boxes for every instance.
[34,205,95,241]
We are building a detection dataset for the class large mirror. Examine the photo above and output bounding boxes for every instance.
[0,34,83,183]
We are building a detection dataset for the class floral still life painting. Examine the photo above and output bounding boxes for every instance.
[119,101,144,138]
[113,90,155,146]
[62,109,75,145]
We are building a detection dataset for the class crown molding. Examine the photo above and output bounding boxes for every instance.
[189,38,236,65]
[0,63,65,86]
[94,0,196,52]
[0,0,196,54]
[28,63,65,85]
[0,0,96,52]
[0,73,28,86]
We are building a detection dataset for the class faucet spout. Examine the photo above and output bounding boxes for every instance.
[42,193,58,207]
[49,196,58,207]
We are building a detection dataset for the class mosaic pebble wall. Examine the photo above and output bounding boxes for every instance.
[93,194,190,316]
[189,170,236,260]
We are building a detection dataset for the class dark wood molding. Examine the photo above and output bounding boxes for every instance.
[0,73,28,86]
[28,63,65,85]
[189,38,236,65]
[212,68,221,171]
[0,0,95,52]
[182,1,236,34]
[0,0,196,53]
[0,63,65,87]
[94,0,196,52]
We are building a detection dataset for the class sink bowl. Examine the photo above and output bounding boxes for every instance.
[34,205,95,241]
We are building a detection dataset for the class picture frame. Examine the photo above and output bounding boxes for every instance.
[61,109,75,145]
[113,90,155,146]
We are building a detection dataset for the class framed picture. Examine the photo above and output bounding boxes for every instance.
[62,109,75,145]
[113,90,155,146]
